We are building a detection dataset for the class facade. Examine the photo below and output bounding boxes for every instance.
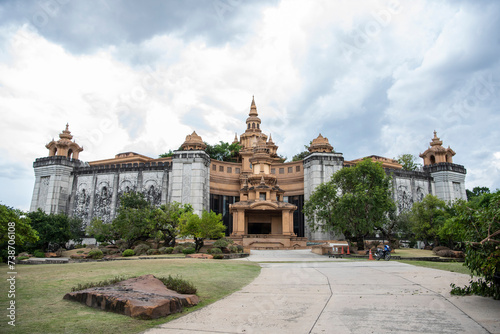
[30,98,467,248]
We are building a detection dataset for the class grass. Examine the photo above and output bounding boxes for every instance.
[0,259,260,334]
[392,248,437,258]
[398,260,472,275]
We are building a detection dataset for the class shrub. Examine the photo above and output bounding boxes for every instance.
[165,247,174,254]
[236,245,244,253]
[77,250,84,254]
[173,245,184,254]
[122,249,135,257]
[436,249,456,258]
[146,249,159,255]
[182,247,196,255]
[208,247,222,255]
[115,240,128,251]
[228,245,239,253]
[433,246,450,254]
[133,243,151,255]
[87,249,104,259]
[158,275,197,294]
[213,254,224,259]
[71,275,134,292]
[213,238,233,249]
[158,247,167,254]
[100,242,110,247]
[179,242,196,249]
[34,250,45,258]
[17,256,29,261]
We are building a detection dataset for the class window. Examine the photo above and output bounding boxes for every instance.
[219,166,224,172]
[227,167,232,173]
[248,123,250,129]
[252,123,255,129]
[235,168,240,174]
[279,168,284,174]
[288,167,293,173]
[212,164,216,171]
[296,166,300,172]
[260,192,266,200]
[271,168,275,174]
[257,124,259,129]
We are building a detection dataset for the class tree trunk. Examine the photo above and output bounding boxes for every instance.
[194,238,204,252]
[356,235,365,250]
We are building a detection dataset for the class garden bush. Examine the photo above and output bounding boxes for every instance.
[158,247,167,254]
[182,247,196,255]
[158,275,197,294]
[17,256,29,261]
[165,247,174,254]
[133,243,151,255]
[432,246,450,254]
[436,249,456,258]
[122,249,135,257]
[87,249,104,259]
[228,245,239,253]
[236,245,244,253]
[33,250,45,258]
[146,249,159,255]
[208,247,222,255]
[173,245,184,253]
[179,242,196,249]
[213,254,224,259]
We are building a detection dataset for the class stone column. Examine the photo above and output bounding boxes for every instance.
[170,151,210,216]
[303,152,344,241]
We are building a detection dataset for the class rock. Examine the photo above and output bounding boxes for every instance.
[186,254,213,259]
[45,252,58,258]
[63,274,199,319]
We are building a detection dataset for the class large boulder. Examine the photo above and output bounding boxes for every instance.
[63,274,199,319]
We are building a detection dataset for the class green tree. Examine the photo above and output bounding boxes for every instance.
[446,190,500,299]
[304,158,394,250]
[86,217,118,244]
[466,186,490,201]
[0,205,39,249]
[292,151,309,161]
[26,209,73,251]
[150,202,193,247]
[396,154,421,171]
[179,210,226,252]
[68,216,86,244]
[409,194,448,246]
[159,149,174,158]
[205,141,241,162]
[112,192,153,248]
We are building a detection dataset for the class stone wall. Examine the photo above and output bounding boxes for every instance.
[303,152,344,240]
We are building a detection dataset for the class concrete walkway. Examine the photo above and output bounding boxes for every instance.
[144,250,500,334]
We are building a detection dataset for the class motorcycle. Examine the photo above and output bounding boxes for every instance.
[374,246,391,261]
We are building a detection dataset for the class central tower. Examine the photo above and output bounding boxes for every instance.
[229,98,306,249]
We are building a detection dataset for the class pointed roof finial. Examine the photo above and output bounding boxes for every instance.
[249,96,258,116]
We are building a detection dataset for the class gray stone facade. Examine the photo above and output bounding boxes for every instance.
[30,150,466,240]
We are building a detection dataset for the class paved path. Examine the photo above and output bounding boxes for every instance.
[144,250,500,334]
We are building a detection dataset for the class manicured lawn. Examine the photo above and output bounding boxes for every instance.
[0,259,260,334]
[398,260,472,275]
[392,248,437,258]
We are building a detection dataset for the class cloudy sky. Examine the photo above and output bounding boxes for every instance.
[1,0,499,210]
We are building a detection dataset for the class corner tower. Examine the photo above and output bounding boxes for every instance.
[420,131,466,202]
[30,125,85,214]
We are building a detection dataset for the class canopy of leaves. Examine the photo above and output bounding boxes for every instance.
[179,210,226,251]
[26,209,73,251]
[292,151,309,161]
[205,141,241,162]
[0,205,39,246]
[112,192,153,248]
[304,158,394,250]
[150,202,193,247]
[444,190,500,299]
[159,149,174,158]
[466,186,490,201]
[396,153,421,171]
[409,194,448,246]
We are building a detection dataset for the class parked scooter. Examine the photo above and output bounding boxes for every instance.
[375,244,391,261]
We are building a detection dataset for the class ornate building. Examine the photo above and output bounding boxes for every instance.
[30,98,467,248]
